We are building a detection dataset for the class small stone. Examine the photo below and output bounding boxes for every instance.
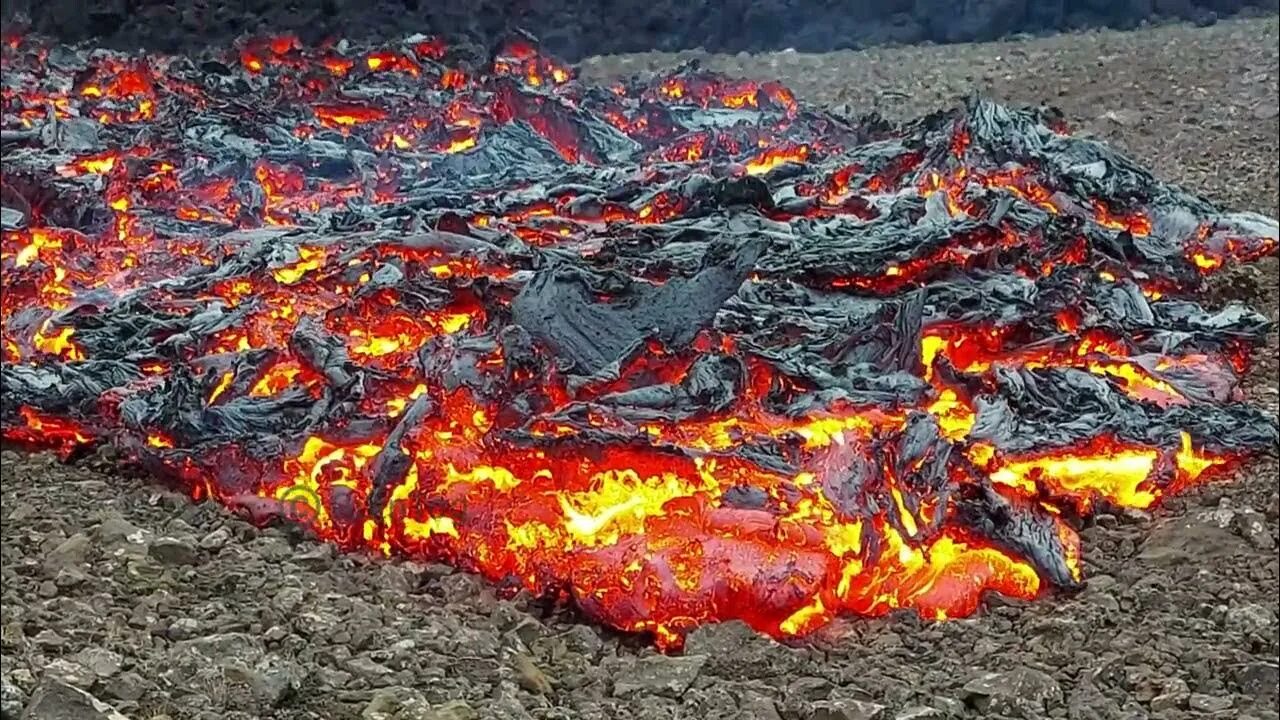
[293,544,335,569]
[1224,603,1276,634]
[148,537,197,566]
[166,618,200,641]
[1253,103,1280,121]
[271,586,305,614]
[809,698,886,720]
[1149,678,1190,712]
[100,672,148,703]
[362,686,425,720]
[95,516,146,547]
[737,693,783,720]
[963,667,1062,715]
[788,676,832,702]
[224,653,296,707]
[42,534,90,575]
[72,648,122,679]
[1236,662,1279,700]
[197,526,231,550]
[1230,510,1274,550]
[1,675,26,718]
[894,707,943,720]
[346,656,393,680]
[930,696,965,717]
[1188,694,1233,712]
[612,654,708,699]
[512,653,552,695]
[433,700,479,720]
[20,680,130,720]
[31,630,65,650]
[684,621,804,681]
[1099,109,1139,126]
[316,666,352,689]
[560,624,603,658]
[44,660,95,690]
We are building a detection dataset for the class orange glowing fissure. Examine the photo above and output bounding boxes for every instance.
[0,31,1271,652]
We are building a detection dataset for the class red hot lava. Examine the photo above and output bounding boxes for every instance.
[1,30,1277,650]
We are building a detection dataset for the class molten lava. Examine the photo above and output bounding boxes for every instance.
[1,31,1277,650]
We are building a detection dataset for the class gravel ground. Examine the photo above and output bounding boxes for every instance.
[2,17,1278,720]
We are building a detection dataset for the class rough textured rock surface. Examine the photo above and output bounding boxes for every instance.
[0,0,1275,59]
[2,17,1278,720]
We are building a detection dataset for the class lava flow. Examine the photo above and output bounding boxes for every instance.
[2,29,1278,650]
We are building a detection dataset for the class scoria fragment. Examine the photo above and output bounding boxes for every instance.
[1,30,1277,650]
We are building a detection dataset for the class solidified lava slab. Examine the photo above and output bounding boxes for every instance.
[1,31,1277,649]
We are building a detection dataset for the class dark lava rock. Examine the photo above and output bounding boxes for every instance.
[963,667,1063,716]
[147,536,197,566]
[1236,662,1280,700]
[20,680,130,720]
[611,654,708,698]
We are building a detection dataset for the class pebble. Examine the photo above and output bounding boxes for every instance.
[42,534,90,575]
[612,654,708,699]
[198,526,232,550]
[1188,693,1233,712]
[809,698,886,720]
[148,536,198,566]
[512,653,553,695]
[20,680,130,720]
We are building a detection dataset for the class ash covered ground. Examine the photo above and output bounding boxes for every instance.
[2,16,1278,720]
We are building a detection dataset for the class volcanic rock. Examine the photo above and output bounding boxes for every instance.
[511,653,553,695]
[97,673,147,704]
[69,650,121,681]
[1188,693,1234,712]
[1223,603,1276,634]
[685,621,805,680]
[807,698,887,720]
[611,654,708,698]
[737,693,784,720]
[147,537,197,566]
[1137,519,1249,566]
[362,687,429,720]
[1148,677,1190,711]
[164,618,200,641]
[41,534,89,576]
[42,661,94,691]
[346,656,395,683]
[1,676,25,719]
[197,526,231,550]
[962,667,1063,716]
[1230,509,1274,550]
[168,633,264,672]
[893,707,944,720]
[222,653,299,707]
[20,680,130,720]
[431,701,479,720]
[92,516,147,551]
[30,631,64,651]
[293,543,337,570]
[1235,662,1280,700]
[929,697,965,717]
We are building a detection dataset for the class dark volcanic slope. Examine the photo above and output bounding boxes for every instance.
[1,0,1276,59]
[2,17,1278,720]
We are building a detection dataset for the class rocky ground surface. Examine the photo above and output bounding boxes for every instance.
[2,16,1278,720]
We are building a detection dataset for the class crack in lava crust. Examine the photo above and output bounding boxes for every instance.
[2,30,1278,650]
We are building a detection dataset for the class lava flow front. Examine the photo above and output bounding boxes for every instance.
[2,30,1277,650]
